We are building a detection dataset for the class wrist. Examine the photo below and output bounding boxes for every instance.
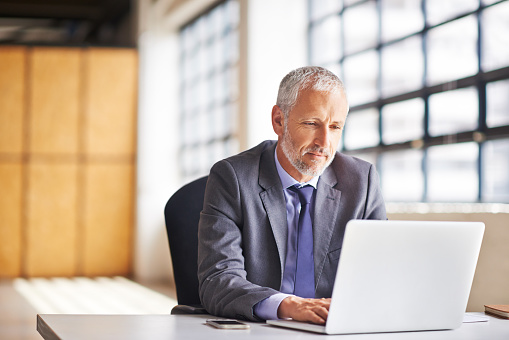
[277,296,300,319]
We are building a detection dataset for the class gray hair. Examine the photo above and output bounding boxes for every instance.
[276,66,346,118]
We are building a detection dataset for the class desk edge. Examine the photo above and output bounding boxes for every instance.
[37,314,61,340]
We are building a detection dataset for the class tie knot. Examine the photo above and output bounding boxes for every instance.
[289,185,314,205]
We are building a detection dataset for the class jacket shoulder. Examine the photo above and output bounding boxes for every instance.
[332,152,374,173]
[213,140,276,170]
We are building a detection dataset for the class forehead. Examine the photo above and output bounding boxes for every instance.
[291,89,348,120]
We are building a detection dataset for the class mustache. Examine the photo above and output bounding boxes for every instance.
[302,146,330,157]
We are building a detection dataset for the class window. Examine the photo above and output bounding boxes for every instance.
[179,0,240,183]
[344,108,379,149]
[487,79,509,128]
[380,149,424,202]
[382,98,424,144]
[428,87,478,137]
[482,138,509,202]
[309,0,509,202]
[482,2,509,71]
[427,15,478,86]
[381,36,423,98]
[427,142,479,202]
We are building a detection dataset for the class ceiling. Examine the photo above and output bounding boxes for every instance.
[0,0,134,46]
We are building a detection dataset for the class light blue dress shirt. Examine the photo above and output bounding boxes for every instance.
[253,150,319,320]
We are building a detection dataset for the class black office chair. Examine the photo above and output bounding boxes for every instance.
[164,176,209,314]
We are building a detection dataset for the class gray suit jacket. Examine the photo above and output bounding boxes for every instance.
[197,140,386,321]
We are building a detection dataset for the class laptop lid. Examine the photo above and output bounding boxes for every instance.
[268,220,484,334]
[324,220,484,334]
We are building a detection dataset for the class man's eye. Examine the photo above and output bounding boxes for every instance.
[304,122,317,126]
[331,125,342,130]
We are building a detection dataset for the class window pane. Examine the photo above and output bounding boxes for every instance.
[343,0,363,6]
[487,79,509,128]
[197,14,210,43]
[427,15,478,85]
[344,108,379,149]
[310,0,342,21]
[343,50,378,106]
[198,143,209,174]
[426,0,478,26]
[208,5,223,37]
[343,1,378,55]
[482,2,509,72]
[382,98,424,144]
[381,36,423,97]
[224,102,237,139]
[427,142,479,202]
[350,152,378,168]
[381,0,424,42]
[179,0,239,179]
[225,29,239,66]
[310,15,342,65]
[182,113,193,144]
[429,87,478,136]
[324,63,342,80]
[181,26,193,53]
[212,35,224,70]
[197,72,208,107]
[226,137,239,158]
[482,139,509,202]
[380,149,424,201]
[181,146,193,175]
[226,0,240,28]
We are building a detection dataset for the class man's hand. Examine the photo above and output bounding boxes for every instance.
[277,296,331,325]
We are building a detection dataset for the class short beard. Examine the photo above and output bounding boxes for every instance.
[280,125,335,179]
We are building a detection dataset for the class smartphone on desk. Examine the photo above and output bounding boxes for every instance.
[206,319,250,329]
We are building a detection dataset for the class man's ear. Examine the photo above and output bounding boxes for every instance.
[272,105,284,137]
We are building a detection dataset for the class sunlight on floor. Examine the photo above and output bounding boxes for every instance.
[13,276,178,314]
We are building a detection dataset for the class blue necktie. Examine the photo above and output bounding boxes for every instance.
[289,185,315,298]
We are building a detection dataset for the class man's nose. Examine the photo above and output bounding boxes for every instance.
[314,126,329,148]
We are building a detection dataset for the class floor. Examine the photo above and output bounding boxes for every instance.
[0,277,177,340]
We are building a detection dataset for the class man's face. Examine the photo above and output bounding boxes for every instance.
[273,89,348,182]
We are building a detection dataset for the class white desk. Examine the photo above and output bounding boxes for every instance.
[37,313,509,340]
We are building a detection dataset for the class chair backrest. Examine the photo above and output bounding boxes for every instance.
[164,176,208,306]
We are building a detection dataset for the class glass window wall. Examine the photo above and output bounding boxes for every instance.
[309,0,509,203]
[179,0,240,183]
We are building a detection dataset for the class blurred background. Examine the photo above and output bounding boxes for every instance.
[0,0,509,333]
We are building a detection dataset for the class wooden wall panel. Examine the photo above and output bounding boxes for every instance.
[0,46,137,278]
[29,48,81,155]
[0,47,25,154]
[25,162,78,277]
[85,49,137,156]
[83,163,133,276]
[0,163,23,277]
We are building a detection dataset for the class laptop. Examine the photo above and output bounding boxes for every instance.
[267,220,484,334]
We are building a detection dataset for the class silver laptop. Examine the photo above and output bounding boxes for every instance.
[267,220,484,334]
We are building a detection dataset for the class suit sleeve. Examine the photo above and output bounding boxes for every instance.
[197,160,279,321]
[363,164,387,220]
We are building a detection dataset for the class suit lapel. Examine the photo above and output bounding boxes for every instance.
[313,164,342,286]
[258,143,288,277]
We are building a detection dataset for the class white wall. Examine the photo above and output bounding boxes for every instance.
[135,0,181,282]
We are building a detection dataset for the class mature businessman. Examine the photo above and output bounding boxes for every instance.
[197,66,387,324]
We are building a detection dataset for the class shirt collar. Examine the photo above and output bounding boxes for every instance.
[275,148,319,190]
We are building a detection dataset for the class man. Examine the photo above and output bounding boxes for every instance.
[197,66,386,324]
